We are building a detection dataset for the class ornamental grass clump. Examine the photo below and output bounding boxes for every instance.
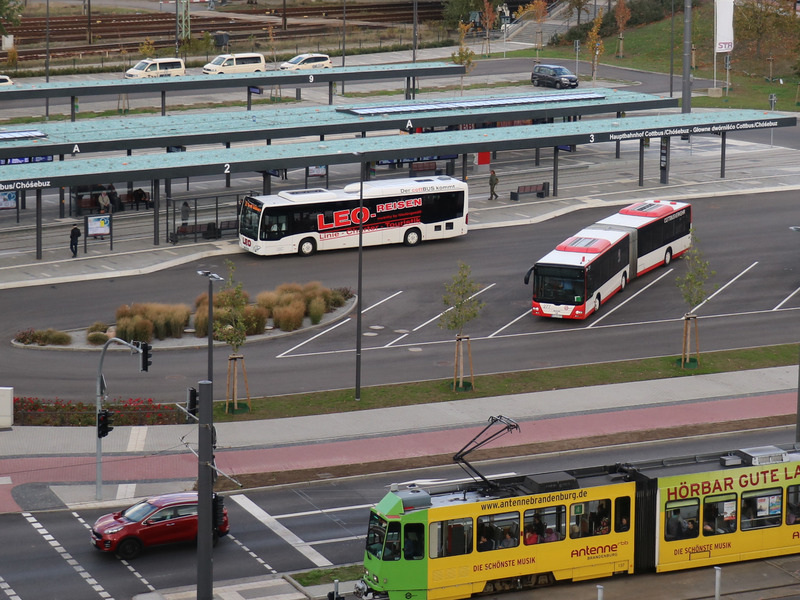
[13,328,72,346]
[272,297,306,331]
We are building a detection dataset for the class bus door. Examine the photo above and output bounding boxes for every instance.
[627,229,639,278]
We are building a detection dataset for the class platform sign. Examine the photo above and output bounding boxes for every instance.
[88,214,110,237]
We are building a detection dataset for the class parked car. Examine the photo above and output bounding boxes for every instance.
[91,491,229,559]
[0,75,13,86]
[530,64,579,89]
[279,53,332,70]
[203,52,266,74]
[125,58,186,79]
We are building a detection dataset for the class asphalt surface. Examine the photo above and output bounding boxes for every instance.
[2,30,800,600]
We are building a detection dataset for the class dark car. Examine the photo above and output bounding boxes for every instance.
[91,491,229,559]
[531,64,579,89]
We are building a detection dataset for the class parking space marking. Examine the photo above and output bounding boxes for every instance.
[588,269,673,329]
[231,494,333,567]
[774,284,800,310]
[72,512,156,593]
[693,261,758,313]
[24,512,115,599]
[489,309,531,338]
[278,291,403,358]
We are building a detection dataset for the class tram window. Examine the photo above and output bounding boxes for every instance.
[524,505,566,543]
[614,497,631,533]
[664,499,699,541]
[703,493,737,536]
[570,499,611,538]
[477,511,519,551]
[403,523,424,560]
[786,486,800,525]
[382,522,401,561]
[741,488,782,530]
[429,517,473,558]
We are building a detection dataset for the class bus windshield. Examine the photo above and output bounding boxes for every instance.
[366,512,388,559]
[534,265,585,305]
[239,199,262,240]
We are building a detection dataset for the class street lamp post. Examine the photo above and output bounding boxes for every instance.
[197,270,224,382]
[353,155,364,401]
[195,270,222,600]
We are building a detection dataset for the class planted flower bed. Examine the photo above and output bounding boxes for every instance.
[14,397,184,426]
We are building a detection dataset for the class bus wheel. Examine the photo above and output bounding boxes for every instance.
[298,238,317,256]
[404,228,422,247]
[620,273,627,291]
[593,295,601,315]
[664,249,672,266]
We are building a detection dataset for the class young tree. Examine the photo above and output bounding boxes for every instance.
[451,22,476,94]
[439,262,485,390]
[516,0,549,56]
[481,0,498,56]
[615,0,631,58]
[675,230,715,368]
[214,260,250,411]
[565,0,591,26]
[0,0,23,35]
[443,0,480,29]
[586,10,605,83]
[735,0,796,58]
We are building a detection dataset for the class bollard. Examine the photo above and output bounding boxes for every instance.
[714,566,722,600]
[597,584,604,600]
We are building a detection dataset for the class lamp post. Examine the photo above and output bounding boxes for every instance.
[197,270,224,382]
[353,155,365,401]
[195,270,222,600]
[791,226,800,443]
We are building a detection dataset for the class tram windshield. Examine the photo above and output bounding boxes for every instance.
[366,512,388,559]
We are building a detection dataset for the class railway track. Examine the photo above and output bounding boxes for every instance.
[3,1,445,62]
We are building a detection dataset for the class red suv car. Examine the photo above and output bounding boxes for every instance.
[91,491,229,559]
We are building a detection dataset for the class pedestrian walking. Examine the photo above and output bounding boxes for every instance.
[69,224,81,258]
[180,201,191,227]
[489,170,499,200]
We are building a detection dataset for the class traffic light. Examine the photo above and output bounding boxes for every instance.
[97,409,114,438]
[187,387,198,422]
[139,342,152,372]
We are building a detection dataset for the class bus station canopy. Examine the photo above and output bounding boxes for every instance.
[1,109,794,190]
[0,62,465,101]
[0,90,678,160]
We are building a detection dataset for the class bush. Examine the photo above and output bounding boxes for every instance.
[244,305,268,335]
[273,298,306,331]
[14,396,184,426]
[308,296,326,325]
[116,314,154,343]
[87,331,109,346]
[255,291,278,317]
[87,321,109,334]
[13,328,71,345]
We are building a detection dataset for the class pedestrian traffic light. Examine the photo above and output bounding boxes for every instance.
[139,342,152,372]
[97,409,114,438]
[187,387,198,421]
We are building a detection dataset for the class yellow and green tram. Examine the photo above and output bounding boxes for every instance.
[355,445,800,600]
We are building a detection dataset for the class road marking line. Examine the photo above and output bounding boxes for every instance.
[231,494,333,567]
[126,426,148,452]
[23,512,116,599]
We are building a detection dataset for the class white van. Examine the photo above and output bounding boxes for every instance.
[279,53,333,71]
[203,53,266,74]
[125,58,186,79]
